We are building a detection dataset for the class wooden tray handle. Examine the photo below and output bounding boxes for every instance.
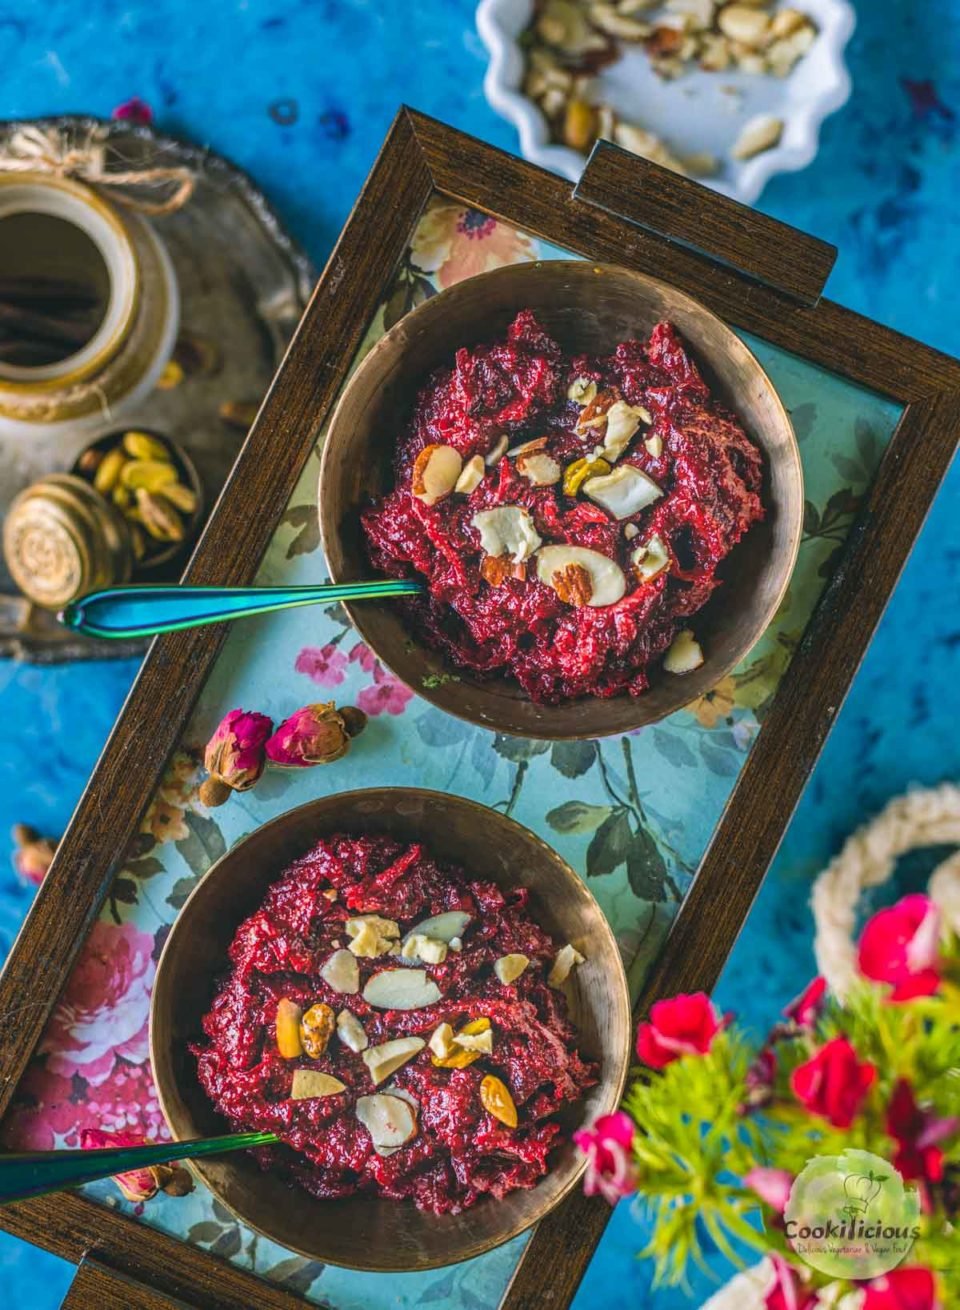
[574,141,837,307]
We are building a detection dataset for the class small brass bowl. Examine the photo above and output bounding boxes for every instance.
[150,788,631,1272]
[319,261,803,740]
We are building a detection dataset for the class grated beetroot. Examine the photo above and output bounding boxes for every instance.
[193,834,597,1213]
[361,311,765,703]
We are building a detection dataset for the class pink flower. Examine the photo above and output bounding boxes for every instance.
[11,824,56,886]
[357,661,414,717]
[80,1128,191,1205]
[295,643,348,687]
[789,1036,876,1129]
[201,708,272,805]
[862,1267,941,1310]
[265,702,366,767]
[886,1079,959,1207]
[573,1111,636,1205]
[40,920,155,1086]
[112,97,153,125]
[745,1167,793,1214]
[858,894,942,1002]
[635,992,723,1069]
[763,1256,817,1310]
[784,976,827,1028]
[348,641,377,673]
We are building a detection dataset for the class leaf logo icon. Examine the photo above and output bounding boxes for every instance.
[842,1169,887,1215]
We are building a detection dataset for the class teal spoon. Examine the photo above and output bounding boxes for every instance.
[59,579,424,640]
[0,1130,278,1205]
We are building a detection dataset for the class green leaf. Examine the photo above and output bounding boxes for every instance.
[167,874,198,911]
[831,452,865,484]
[279,503,321,559]
[855,418,878,466]
[268,1256,325,1292]
[420,1271,457,1302]
[124,855,165,880]
[187,1220,223,1243]
[415,709,473,747]
[823,486,860,521]
[817,544,845,580]
[626,828,668,901]
[585,809,633,877]
[789,401,817,440]
[550,739,597,778]
[651,728,696,768]
[802,499,820,535]
[175,810,227,877]
[492,735,550,763]
[699,740,739,778]
[210,1226,242,1257]
[470,733,496,788]
[111,877,138,905]
[546,801,612,835]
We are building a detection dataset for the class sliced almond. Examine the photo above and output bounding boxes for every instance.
[428,1022,455,1059]
[321,948,360,994]
[548,943,586,988]
[644,433,663,458]
[472,506,542,563]
[664,628,704,673]
[576,387,617,433]
[362,968,442,1011]
[485,434,509,466]
[291,1069,347,1100]
[400,934,449,965]
[583,465,663,519]
[412,444,462,506]
[336,1009,368,1052]
[455,454,485,495]
[632,534,671,583]
[601,401,648,461]
[508,437,549,457]
[494,953,530,985]
[731,114,783,161]
[517,451,562,486]
[404,910,472,944]
[536,545,626,609]
[275,999,303,1059]
[356,1093,418,1150]
[454,1026,494,1054]
[567,376,598,406]
[362,1036,426,1085]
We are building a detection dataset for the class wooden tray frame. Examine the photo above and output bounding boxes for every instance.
[0,108,957,1310]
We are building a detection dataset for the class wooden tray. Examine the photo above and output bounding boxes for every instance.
[0,109,957,1310]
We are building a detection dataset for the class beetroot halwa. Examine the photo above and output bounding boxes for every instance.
[194,833,596,1214]
[361,311,765,703]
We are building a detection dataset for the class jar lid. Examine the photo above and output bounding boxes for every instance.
[3,473,131,610]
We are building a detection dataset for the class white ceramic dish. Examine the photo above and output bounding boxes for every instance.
[478,0,855,203]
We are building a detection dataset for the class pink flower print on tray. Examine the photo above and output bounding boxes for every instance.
[295,642,348,687]
[357,660,414,717]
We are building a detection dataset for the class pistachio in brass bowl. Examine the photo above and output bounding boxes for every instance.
[150,788,631,1272]
[319,261,803,740]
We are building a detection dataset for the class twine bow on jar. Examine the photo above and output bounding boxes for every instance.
[0,123,195,216]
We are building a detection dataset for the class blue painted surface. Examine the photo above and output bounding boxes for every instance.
[0,1,958,1305]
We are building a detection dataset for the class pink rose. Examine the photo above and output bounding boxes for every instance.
[265,702,365,767]
[789,1036,876,1129]
[295,643,348,687]
[573,1110,636,1204]
[763,1256,817,1310]
[858,894,942,1001]
[745,1167,793,1214]
[863,1267,941,1310]
[40,920,155,1086]
[635,992,723,1069]
[80,1128,191,1205]
[784,976,827,1028]
[886,1079,959,1207]
[201,708,273,805]
[357,661,414,717]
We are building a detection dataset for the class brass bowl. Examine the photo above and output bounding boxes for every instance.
[319,261,803,739]
[150,788,631,1272]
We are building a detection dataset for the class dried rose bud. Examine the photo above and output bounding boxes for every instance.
[200,708,273,806]
[265,702,364,768]
[79,1129,191,1204]
[12,824,57,886]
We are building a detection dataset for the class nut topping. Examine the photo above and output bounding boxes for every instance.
[631,534,671,583]
[336,1009,368,1053]
[480,1074,518,1128]
[356,1093,418,1151]
[362,968,442,1011]
[548,943,586,988]
[582,464,663,519]
[275,999,304,1059]
[291,1069,347,1100]
[663,628,705,673]
[732,113,784,160]
[300,1002,336,1058]
[454,454,485,495]
[320,948,360,994]
[428,1022,455,1059]
[563,455,611,497]
[412,444,463,506]
[472,506,542,563]
[551,562,594,607]
[362,1036,426,1086]
[485,434,509,466]
[536,545,627,609]
[431,1017,493,1069]
[404,910,472,944]
[481,555,527,587]
[567,376,598,407]
[494,954,531,985]
[346,915,400,959]
[400,934,449,965]
[516,451,562,486]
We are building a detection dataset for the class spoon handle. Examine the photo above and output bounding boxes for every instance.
[0,1131,278,1205]
[59,579,423,640]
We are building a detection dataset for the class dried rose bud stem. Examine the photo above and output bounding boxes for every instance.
[199,777,232,807]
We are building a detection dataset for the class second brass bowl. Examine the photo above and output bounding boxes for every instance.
[319,261,803,739]
[150,788,631,1272]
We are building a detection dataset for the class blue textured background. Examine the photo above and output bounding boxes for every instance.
[0,2,958,1305]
